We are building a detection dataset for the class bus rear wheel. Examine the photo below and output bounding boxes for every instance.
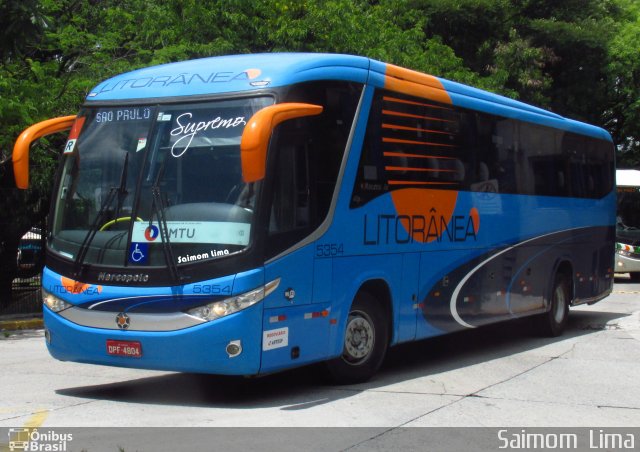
[536,273,570,337]
[325,292,388,384]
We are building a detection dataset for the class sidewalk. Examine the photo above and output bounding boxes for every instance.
[0,315,43,332]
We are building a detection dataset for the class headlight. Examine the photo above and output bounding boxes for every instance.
[187,278,280,322]
[42,289,73,312]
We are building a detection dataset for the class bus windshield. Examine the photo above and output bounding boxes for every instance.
[617,185,640,243]
[50,97,273,268]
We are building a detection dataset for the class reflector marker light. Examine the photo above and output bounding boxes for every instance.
[303,310,329,320]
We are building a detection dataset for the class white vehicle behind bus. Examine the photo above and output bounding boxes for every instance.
[615,169,640,281]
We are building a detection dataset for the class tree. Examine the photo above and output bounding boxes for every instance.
[0,0,638,303]
[606,0,640,166]
[0,0,50,304]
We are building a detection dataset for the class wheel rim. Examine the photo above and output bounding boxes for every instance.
[343,310,375,366]
[553,284,566,324]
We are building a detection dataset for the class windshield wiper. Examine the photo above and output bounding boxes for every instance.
[73,152,129,277]
[148,161,186,283]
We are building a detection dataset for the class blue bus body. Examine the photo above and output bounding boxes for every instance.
[38,54,615,380]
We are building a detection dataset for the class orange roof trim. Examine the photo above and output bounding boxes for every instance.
[384,64,452,105]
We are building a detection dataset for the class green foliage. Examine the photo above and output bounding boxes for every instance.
[606,0,640,166]
[0,0,638,301]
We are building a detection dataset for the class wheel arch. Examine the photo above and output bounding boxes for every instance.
[324,278,393,383]
[357,278,394,345]
[552,259,574,307]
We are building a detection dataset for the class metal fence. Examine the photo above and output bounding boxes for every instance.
[3,224,46,317]
[7,275,42,316]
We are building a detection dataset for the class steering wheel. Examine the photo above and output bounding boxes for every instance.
[99,216,143,231]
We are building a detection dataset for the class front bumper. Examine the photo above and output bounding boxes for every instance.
[615,252,640,274]
[43,303,263,375]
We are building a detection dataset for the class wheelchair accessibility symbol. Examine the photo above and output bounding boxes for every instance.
[129,242,148,264]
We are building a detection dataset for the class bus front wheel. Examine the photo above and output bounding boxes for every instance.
[325,292,388,384]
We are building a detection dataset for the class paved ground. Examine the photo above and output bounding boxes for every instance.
[1,279,639,449]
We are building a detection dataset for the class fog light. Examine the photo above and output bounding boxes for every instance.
[44,328,51,344]
[226,340,242,358]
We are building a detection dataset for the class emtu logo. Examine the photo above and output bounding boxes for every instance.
[144,225,159,242]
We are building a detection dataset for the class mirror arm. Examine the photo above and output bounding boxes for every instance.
[12,115,77,189]
[240,103,323,183]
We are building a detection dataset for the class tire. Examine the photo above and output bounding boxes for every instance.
[324,291,389,384]
[536,273,570,337]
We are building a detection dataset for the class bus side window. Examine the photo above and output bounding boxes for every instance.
[265,81,362,258]
[268,141,311,234]
[264,119,314,258]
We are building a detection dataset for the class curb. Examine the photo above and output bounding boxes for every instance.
[0,317,44,331]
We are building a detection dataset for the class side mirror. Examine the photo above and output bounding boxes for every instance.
[240,103,323,183]
[12,115,77,189]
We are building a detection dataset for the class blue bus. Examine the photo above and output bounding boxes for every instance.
[13,53,615,383]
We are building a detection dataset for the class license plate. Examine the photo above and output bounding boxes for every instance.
[106,340,142,358]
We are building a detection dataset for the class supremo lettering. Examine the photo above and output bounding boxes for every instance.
[170,112,246,157]
[363,212,477,245]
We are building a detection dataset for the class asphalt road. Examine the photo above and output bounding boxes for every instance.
[1,278,639,450]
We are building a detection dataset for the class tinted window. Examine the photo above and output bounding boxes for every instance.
[266,81,363,258]
[351,90,614,207]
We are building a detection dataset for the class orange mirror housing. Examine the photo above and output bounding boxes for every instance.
[12,115,77,189]
[240,103,323,183]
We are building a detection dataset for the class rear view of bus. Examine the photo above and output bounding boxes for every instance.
[12,53,616,383]
[615,169,640,281]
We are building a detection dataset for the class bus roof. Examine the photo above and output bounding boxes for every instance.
[86,53,371,101]
[617,169,640,186]
[86,52,611,141]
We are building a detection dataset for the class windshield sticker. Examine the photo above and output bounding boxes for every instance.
[144,225,160,241]
[170,113,247,157]
[63,116,87,153]
[95,108,152,123]
[157,112,172,122]
[132,221,250,246]
[129,243,149,265]
[63,139,77,154]
[177,249,230,264]
[136,138,147,152]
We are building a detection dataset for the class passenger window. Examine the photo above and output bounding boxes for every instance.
[265,81,362,258]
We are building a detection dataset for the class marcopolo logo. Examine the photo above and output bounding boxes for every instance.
[97,272,150,283]
[8,428,73,451]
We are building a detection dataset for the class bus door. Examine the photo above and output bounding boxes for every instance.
[260,130,331,373]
